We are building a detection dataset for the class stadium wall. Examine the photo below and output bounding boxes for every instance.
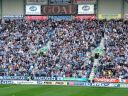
[98,0,123,19]
[0,0,1,19]
[1,0,24,18]
[124,0,128,19]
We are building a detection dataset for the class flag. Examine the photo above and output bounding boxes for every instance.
[38,41,51,55]
[92,46,104,56]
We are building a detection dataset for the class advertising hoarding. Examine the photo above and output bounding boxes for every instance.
[78,5,94,14]
[41,5,77,15]
[26,5,41,15]
[13,81,38,85]
[43,81,67,85]
[0,80,14,84]
[3,16,23,20]
[63,77,87,81]
[49,0,72,4]
[98,14,121,20]
[75,15,96,20]
[26,0,48,5]
[94,78,119,83]
[49,16,72,21]
[25,16,48,20]
[74,0,96,4]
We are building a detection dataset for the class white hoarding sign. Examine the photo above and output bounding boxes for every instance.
[26,5,41,15]
[78,5,94,14]
[13,80,38,85]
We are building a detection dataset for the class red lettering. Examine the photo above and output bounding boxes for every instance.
[42,5,76,15]
[52,6,60,14]
[94,78,119,83]
[61,6,67,14]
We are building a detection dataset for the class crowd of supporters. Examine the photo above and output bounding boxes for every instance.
[95,20,128,79]
[0,19,127,79]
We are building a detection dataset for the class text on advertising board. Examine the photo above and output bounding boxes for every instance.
[98,14,121,20]
[43,81,67,85]
[41,5,77,15]
[49,0,72,4]
[26,5,41,15]
[75,15,96,20]
[94,78,119,83]
[25,16,48,20]
[74,0,96,4]
[49,16,72,21]
[26,0,48,5]
[78,5,94,14]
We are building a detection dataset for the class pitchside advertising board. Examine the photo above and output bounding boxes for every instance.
[1,80,128,88]
[78,5,94,14]
[26,5,41,15]
[68,82,128,88]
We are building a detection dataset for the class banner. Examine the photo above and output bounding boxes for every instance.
[26,0,48,5]
[0,76,26,80]
[120,84,128,88]
[92,46,104,56]
[41,5,77,15]
[74,82,86,86]
[26,5,41,15]
[78,5,94,14]
[25,16,48,20]
[49,16,72,21]
[75,15,96,20]
[1,80,14,84]
[94,78,119,83]
[1,80,128,88]
[43,81,67,85]
[49,0,72,4]
[38,41,51,55]
[13,81,37,85]
[1,76,128,83]
[3,16,23,20]
[74,0,96,4]
[98,14,121,20]
[63,77,87,81]
[34,77,56,81]
[68,82,121,88]
[126,80,128,83]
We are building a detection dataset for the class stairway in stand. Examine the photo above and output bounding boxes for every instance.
[89,37,105,81]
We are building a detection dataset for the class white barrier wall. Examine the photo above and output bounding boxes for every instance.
[98,0,123,19]
[2,0,24,17]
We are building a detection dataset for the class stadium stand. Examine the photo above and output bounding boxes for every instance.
[0,19,128,80]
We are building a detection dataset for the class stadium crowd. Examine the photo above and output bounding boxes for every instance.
[0,19,127,79]
[95,20,128,79]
